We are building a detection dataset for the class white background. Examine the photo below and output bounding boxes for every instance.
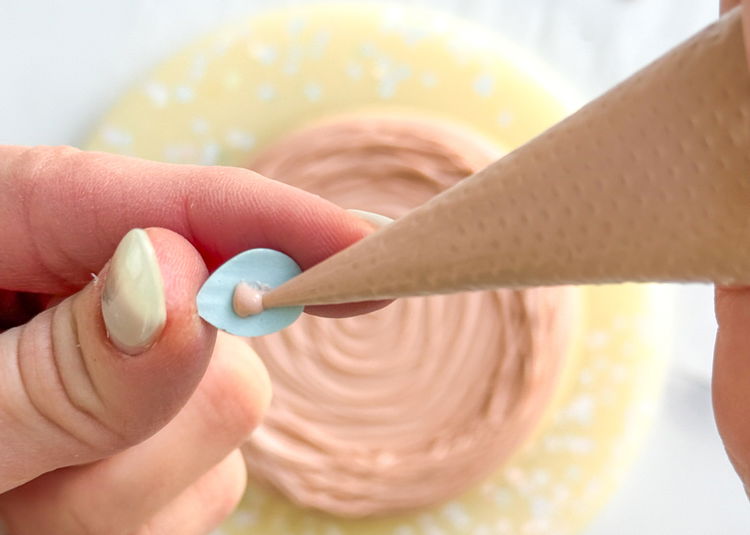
[1,0,748,533]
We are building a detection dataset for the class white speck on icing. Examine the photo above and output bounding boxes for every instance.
[360,41,377,57]
[585,330,609,348]
[310,30,330,58]
[304,82,322,102]
[497,110,514,127]
[287,16,305,36]
[164,144,197,163]
[495,518,513,535]
[249,43,277,65]
[473,73,494,96]
[421,71,438,87]
[200,143,220,165]
[226,129,256,150]
[257,83,276,101]
[402,27,428,46]
[441,502,470,528]
[416,514,446,535]
[377,62,411,98]
[378,78,398,99]
[175,85,194,103]
[557,394,595,425]
[144,82,169,108]
[392,525,416,535]
[490,488,512,506]
[233,510,257,526]
[101,126,132,147]
[346,61,364,80]
[191,118,209,135]
[189,53,207,81]
[283,46,303,76]
[324,525,343,535]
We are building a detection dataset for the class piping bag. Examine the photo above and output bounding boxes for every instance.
[199,8,750,334]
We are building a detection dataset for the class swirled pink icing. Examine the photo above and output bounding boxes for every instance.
[242,115,577,517]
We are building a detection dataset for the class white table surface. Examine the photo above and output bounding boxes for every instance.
[1,1,747,533]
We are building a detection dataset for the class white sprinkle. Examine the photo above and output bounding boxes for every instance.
[473,73,494,96]
[287,16,305,36]
[190,53,208,81]
[559,394,595,425]
[530,496,553,519]
[164,144,196,163]
[497,110,514,127]
[283,46,303,76]
[249,43,277,65]
[421,71,438,87]
[347,61,364,80]
[310,30,330,58]
[402,27,428,46]
[226,129,256,150]
[304,82,322,102]
[144,81,169,108]
[101,126,132,147]
[257,82,276,101]
[441,502,470,528]
[200,143,220,165]
[392,525,416,535]
[360,41,377,57]
[191,118,209,135]
[175,85,194,103]
[378,78,398,99]
[233,510,257,526]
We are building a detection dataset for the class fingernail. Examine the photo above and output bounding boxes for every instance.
[346,209,394,228]
[102,229,166,355]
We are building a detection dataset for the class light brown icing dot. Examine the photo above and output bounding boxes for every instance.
[242,115,577,517]
[232,282,265,317]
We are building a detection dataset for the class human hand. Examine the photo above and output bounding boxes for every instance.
[0,145,382,534]
[713,0,750,498]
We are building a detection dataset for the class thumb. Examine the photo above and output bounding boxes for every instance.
[0,228,216,493]
[713,286,750,496]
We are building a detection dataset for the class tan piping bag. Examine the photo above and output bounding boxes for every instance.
[263,7,750,309]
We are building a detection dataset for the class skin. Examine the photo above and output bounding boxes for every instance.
[0,2,748,532]
[0,145,386,534]
[714,0,750,497]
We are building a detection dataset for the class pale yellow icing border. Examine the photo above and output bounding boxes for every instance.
[86,4,671,534]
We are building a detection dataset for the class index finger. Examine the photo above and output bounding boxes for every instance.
[0,145,383,316]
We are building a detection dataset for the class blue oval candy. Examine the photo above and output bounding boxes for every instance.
[197,248,303,336]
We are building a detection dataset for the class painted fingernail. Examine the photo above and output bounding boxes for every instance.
[346,209,394,228]
[102,229,166,355]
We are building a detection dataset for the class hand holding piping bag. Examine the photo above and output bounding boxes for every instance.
[0,146,386,534]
